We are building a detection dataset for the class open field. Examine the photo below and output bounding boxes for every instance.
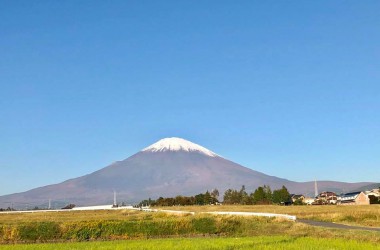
[160,204,380,227]
[0,209,145,225]
[1,236,380,250]
[1,205,379,227]
[0,205,379,247]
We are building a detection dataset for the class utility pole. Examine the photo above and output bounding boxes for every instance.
[113,190,117,207]
[314,180,318,198]
[48,199,51,210]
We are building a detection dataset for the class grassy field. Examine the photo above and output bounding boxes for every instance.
[0,236,379,250]
[0,205,379,247]
[1,205,379,227]
[0,209,145,225]
[159,204,380,227]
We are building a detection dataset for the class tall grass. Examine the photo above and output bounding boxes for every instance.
[1,205,379,227]
[160,204,380,227]
[0,213,293,243]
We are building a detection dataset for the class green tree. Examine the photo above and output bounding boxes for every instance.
[252,186,266,204]
[223,188,241,204]
[239,185,250,204]
[211,188,219,201]
[263,185,272,202]
[251,185,272,204]
[223,189,234,204]
[272,186,291,204]
[195,193,205,205]
[204,191,212,205]
[175,196,185,205]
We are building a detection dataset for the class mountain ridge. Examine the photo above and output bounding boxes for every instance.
[0,137,373,209]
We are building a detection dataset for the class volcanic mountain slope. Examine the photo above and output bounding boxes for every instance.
[0,137,372,208]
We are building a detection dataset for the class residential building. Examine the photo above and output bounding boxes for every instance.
[365,188,380,204]
[314,191,337,205]
[304,197,315,205]
[291,194,305,203]
[365,188,380,197]
[339,191,370,205]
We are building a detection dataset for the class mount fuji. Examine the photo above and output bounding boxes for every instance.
[0,137,371,208]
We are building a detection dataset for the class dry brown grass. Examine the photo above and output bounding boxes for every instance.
[0,209,144,225]
[158,204,380,227]
[1,205,379,227]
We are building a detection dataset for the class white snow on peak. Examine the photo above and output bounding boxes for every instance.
[142,137,218,157]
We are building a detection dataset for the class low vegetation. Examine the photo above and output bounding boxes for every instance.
[1,212,290,243]
[1,236,380,250]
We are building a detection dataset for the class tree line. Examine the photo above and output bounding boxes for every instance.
[223,185,291,205]
[138,185,291,206]
[0,207,16,211]
[138,189,220,207]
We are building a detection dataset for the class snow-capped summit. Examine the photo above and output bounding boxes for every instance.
[142,137,218,157]
[1,136,371,209]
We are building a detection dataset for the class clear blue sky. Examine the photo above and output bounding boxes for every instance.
[1,1,379,195]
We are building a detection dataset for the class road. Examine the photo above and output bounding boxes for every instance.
[297,219,380,232]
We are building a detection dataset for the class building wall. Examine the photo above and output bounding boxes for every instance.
[355,192,370,205]
[304,198,314,205]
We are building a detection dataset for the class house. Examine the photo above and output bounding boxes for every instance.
[364,188,380,204]
[304,197,315,205]
[291,194,305,203]
[315,191,337,205]
[339,191,370,205]
[365,188,380,197]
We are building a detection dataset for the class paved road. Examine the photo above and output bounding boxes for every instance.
[297,219,380,232]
